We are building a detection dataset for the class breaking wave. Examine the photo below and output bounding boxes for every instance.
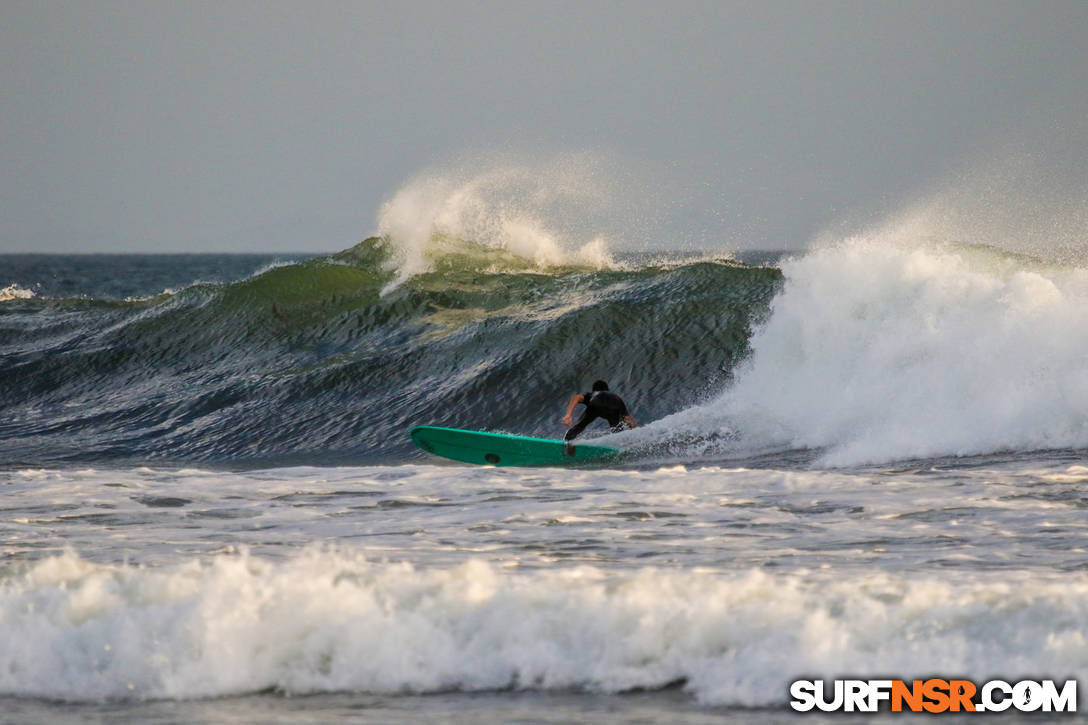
[2,549,1083,705]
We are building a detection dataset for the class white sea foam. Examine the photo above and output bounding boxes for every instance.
[1,549,1086,705]
[660,233,1088,466]
[376,155,620,291]
[0,283,36,301]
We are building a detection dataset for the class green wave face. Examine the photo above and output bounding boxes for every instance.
[0,239,782,464]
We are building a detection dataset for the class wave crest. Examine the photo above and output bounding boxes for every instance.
[376,157,621,290]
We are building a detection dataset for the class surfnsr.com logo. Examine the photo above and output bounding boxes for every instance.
[790,679,1077,713]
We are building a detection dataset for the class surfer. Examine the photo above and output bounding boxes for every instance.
[562,380,638,441]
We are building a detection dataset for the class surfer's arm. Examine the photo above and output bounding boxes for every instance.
[562,393,585,426]
[624,414,638,429]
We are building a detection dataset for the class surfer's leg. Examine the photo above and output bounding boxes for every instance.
[564,411,597,441]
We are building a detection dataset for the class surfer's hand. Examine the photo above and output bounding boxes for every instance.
[562,414,573,426]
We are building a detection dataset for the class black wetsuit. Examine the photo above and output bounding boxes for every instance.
[564,390,631,441]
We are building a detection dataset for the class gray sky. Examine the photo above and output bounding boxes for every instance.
[2,0,1086,253]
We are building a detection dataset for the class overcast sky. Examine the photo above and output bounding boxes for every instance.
[2,1,1086,253]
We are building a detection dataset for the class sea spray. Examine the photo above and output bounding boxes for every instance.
[661,236,1088,465]
[375,156,623,290]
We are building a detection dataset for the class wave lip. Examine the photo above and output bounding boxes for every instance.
[2,550,1086,706]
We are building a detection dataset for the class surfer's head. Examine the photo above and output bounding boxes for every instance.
[592,380,609,391]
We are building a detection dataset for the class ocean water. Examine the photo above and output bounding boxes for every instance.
[2,230,1088,723]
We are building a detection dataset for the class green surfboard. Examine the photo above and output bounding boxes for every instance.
[410,426,617,467]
